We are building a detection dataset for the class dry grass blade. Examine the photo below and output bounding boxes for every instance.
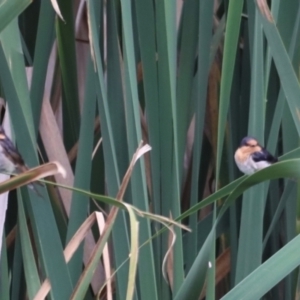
[33,141,191,299]
[256,0,274,23]
[26,161,66,178]
[50,0,65,22]
[165,221,175,290]
[116,141,151,200]
[129,207,190,232]
[34,212,108,299]
[95,212,112,300]
[68,118,101,163]
[0,161,66,194]
[122,203,139,300]
[35,142,151,299]
[92,137,102,159]
[86,0,96,70]
[70,142,151,298]
[162,218,176,287]
[40,99,74,214]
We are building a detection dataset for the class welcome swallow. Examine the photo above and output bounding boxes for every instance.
[234,137,278,175]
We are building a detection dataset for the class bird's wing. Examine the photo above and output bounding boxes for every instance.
[0,135,26,167]
[252,149,277,163]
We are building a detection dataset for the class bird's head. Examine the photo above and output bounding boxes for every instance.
[239,137,262,154]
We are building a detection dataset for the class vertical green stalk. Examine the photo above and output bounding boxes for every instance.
[235,8,265,283]
[56,0,80,150]
[120,0,158,297]
[66,57,96,285]
[186,0,214,272]
[216,0,244,184]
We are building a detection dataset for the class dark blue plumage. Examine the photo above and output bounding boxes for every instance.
[251,149,277,163]
[235,136,278,174]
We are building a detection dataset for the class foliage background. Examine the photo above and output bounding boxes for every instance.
[1,0,300,299]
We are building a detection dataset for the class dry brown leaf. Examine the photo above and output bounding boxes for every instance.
[50,0,65,22]
[35,143,152,299]
[0,162,66,196]
[34,212,108,299]
[116,142,151,200]
[95,213,112,300]
[70,142,151,298]
[165,222,175,290]
[256,0,274,23]
[40,99,74,214]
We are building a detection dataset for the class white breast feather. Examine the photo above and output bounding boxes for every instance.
[0,144,16,174]
[235,155,271,175]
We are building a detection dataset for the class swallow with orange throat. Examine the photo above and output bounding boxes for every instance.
[234,137,278,175]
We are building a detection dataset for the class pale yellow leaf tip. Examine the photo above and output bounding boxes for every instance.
[134,144,152,163]
[53,161,67,178]
[51,0,65,22]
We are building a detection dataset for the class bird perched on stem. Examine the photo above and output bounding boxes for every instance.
[234,137,278,175]
[0,125,43,196]
[0,125,29,174]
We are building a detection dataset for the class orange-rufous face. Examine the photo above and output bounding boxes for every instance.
[234,139,262,164]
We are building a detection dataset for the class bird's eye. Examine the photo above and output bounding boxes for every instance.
[246,143,256,147]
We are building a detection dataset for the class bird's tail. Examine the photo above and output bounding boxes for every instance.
[16,164,44,198]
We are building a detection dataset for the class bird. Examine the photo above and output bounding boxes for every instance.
[0,125,43,196]
[0,125,28,174]
[234,137,278,175]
